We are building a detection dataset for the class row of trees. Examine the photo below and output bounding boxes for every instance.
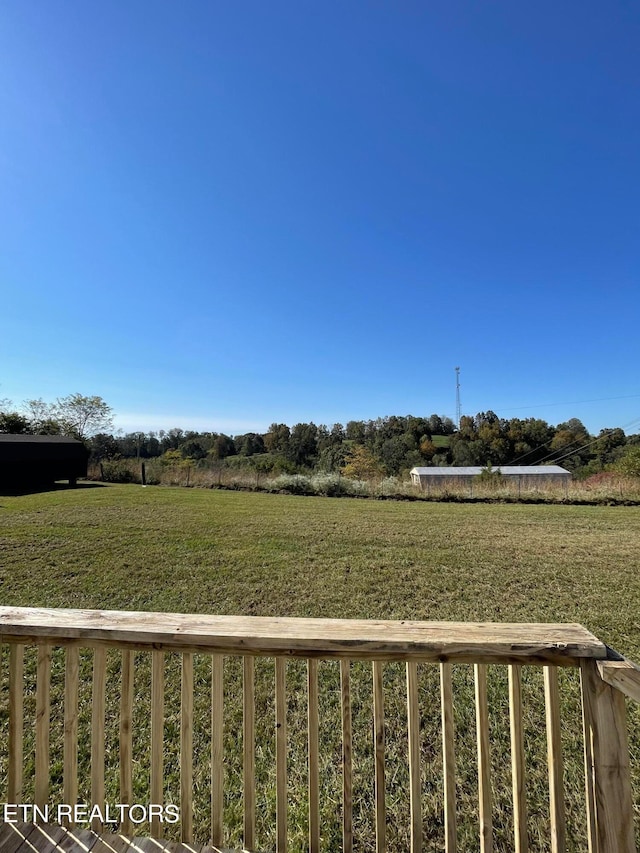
[1,395,639,478]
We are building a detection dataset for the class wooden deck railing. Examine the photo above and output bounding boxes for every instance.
[1,607,640,852]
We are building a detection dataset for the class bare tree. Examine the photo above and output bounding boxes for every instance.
[52,393,114,440]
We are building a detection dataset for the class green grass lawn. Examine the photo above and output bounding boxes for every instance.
[1,484,639,851]
[430,434,451,449]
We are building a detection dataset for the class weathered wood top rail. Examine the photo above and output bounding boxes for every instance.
[0,606,606,664]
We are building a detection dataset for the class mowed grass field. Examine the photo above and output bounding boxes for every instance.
[1,484,640,851]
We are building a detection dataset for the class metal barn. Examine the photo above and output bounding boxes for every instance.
[410,465,571,489]
[0,434,89,487]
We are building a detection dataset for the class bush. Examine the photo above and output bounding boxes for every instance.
[268,474,315,495]
[310,473,351,497]
[615,447,640,477]
[100,460,138,484]
[377,476,403,497]
[476,464,503,487]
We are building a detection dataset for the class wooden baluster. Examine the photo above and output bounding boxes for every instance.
[308,659,320,853]
[440,663,457,853]
[151,650,165,840]
[474,664,492,853]
[35,643,51,816]
[119,650,134,836]
[373,660,386,853]
[581,663,597,853]
[544,666,566,853]
[580,659,634,853]
[63,645,79,825]
[181,652,194,843]
[275,657,287,852]
[91,646,106,833]
[211,654,224,848]
[244,655,256,851]
[508,665,528,853]
[8,644,24,803]
[406,661,422,853]
[340,659,353,853]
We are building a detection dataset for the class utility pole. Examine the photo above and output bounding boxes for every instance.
[455,367,461,429]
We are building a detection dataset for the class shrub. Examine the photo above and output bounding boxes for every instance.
[100,460,138,484]
[476,463,503,487]
[268,474,315,496]
[310,473,351,497]
[377,476,403,496]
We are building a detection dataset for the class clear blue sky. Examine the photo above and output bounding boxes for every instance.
[2,2,639,436]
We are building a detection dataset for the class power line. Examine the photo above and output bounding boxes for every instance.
[493,393,640,414]
[507,416,640,468]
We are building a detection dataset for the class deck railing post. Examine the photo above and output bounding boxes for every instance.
[243,655,256,851]
[307,659,320,853]
[35,643,52,816]
[211,654,224,848]
[151,650,165,840]
[373,660,386,853]
[91,646,106,834]
[580,659,635,853]
[543,666,566,853]
[63,646,79,826]
[119,649,134,836]
[474,664,492,853]
[340,659,353,853]
[181,652,194,843]
[440,662,457,853]
[8,644,25,803]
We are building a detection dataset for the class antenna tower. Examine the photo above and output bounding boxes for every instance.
[455,367,461,428]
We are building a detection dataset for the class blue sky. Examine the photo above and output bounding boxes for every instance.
[1,2,639,436]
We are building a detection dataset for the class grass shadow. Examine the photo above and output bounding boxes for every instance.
[0,480,107,497]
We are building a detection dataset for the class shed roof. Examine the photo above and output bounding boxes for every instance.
[0,434,88,462]
[0,434,83,444]
[410,466,570,476]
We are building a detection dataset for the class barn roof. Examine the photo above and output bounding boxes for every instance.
[410,465,570,476]
[0,434,88,462]
[0,434,83,444]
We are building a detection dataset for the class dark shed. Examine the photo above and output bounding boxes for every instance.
[0,435,89,487]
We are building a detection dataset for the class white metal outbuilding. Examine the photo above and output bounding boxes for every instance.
[410,465,571,489]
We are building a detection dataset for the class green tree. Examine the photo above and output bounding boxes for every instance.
[181,440,207,460]
[53,393,113,439]
[506,418,553,463]
[209,434,236,460]
[0,410,31,433]
[288,422,318,467]
[264,423,291,455]
[615,446,640,477]
[89,433,120,460]
[345,420,366,443]
[234,433,266,456]
[317,444,348,472]
[550,418,591,471]
[592,428,626,467]
[428,414,444,435]
[379,434,417,475]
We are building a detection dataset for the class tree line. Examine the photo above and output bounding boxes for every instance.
[1,395,639,478]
